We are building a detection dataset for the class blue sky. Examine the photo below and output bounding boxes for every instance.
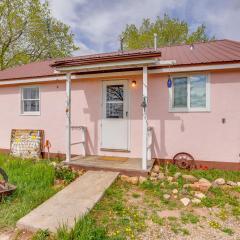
[43,0,240,55]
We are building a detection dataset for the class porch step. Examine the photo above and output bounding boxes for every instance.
[17,171,119,233]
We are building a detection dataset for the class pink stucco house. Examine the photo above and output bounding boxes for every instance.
[0,39,240,173]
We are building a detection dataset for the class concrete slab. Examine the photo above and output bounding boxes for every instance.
[0,233,11,240]
[68,156,154,176]
[17,171,119,233]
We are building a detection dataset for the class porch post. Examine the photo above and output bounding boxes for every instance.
[142,66,148,170]
[66,73,71,162]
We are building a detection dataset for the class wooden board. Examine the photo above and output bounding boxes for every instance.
[99,156,128,162]
[10,129,44,159]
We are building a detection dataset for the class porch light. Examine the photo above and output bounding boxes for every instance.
[131,80,137,87]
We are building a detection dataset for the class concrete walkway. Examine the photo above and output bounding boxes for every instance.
[17,171,119,233]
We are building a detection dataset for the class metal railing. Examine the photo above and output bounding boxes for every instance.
[71,126,87,157]
[147,127,153,161]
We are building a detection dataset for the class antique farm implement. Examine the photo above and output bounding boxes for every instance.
[0,168,16,200]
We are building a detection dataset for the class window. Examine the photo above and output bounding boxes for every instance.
[21,87,40,115]
[170,74,209,112]
[106,85,124,118]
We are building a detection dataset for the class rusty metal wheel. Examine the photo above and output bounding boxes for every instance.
[173,152,196,170]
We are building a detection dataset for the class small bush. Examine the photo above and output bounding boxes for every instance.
[55,166,77,184]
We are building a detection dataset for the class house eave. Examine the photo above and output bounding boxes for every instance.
[0,62,240,86]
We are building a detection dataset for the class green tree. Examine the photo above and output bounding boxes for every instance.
[121,14,214,50]
[0,0,78,70]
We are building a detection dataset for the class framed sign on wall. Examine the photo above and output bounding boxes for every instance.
[10,129,44,159]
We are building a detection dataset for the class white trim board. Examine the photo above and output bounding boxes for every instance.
[0,63,240,86]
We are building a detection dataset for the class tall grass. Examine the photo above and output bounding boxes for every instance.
[56,216,112,240]
[0,154,56,228]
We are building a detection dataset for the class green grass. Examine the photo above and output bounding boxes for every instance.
[181,213,199,224]
[55,216,118,240]
[222,227,234,236]
[0,154,57,229]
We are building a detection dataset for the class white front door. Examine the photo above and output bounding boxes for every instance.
[101,80,129,150]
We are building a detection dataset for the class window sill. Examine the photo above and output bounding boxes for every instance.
[20,112,40,116]
[169,108,211,113]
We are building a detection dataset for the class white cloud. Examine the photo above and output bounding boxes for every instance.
[45,0,240,54]
[184,0,240,40]
[73,41,97,56]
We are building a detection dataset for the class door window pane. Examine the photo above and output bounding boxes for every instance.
[106,102,123,118]
[106,84,124,118]
[190,75,206,108]
[106,85,123,101]
[173,77,188,108]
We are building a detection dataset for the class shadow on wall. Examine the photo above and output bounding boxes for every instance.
[70,75,185,158]
[148,75,182,159]
[63,78,181,159]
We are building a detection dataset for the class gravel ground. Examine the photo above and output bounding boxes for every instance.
[138,209,240,240]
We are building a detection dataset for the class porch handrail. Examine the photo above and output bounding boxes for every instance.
[147,126,153,161]
[70,126,86,157]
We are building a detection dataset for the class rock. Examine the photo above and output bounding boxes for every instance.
[157,172,165,180]
[150,172,158,177]
[173,195,178,199]
[226,181,237,187]
[192,198,201,204]
[152,164,160,173]
[120,175,130,182]
[214,178,225,185]
[163,194,171,200]
[194,192,206,199]
[167,176,173,182]
[199,178,211,185]
[174,172,181,179]
[180,197,190,206]
[150,176,157,182]
[183,181,211,193]
[237,182,240,186]
[182,175,198,183]
[139,176,147,184]
[172,189,178,194]
[130,176,139,185]
[197,179,212,192]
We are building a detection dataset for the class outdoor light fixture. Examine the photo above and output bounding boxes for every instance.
[167,76,172,88]
[131,80,137,87]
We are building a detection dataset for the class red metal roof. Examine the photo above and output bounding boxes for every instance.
[1,39,240,81]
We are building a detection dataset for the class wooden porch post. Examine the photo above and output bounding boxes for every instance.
[66,73,71,162]
[142,66,148,170]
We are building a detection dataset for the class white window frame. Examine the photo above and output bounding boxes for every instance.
[20,86,40,116]
[169,73,210,112]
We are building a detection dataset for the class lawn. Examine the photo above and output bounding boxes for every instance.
[0,154,240,240]
[52,164,240,240]
[0,154,57,229]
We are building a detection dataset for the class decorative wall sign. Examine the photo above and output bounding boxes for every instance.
[10,129,44,159]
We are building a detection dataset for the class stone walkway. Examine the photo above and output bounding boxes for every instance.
[17,171,119,233]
